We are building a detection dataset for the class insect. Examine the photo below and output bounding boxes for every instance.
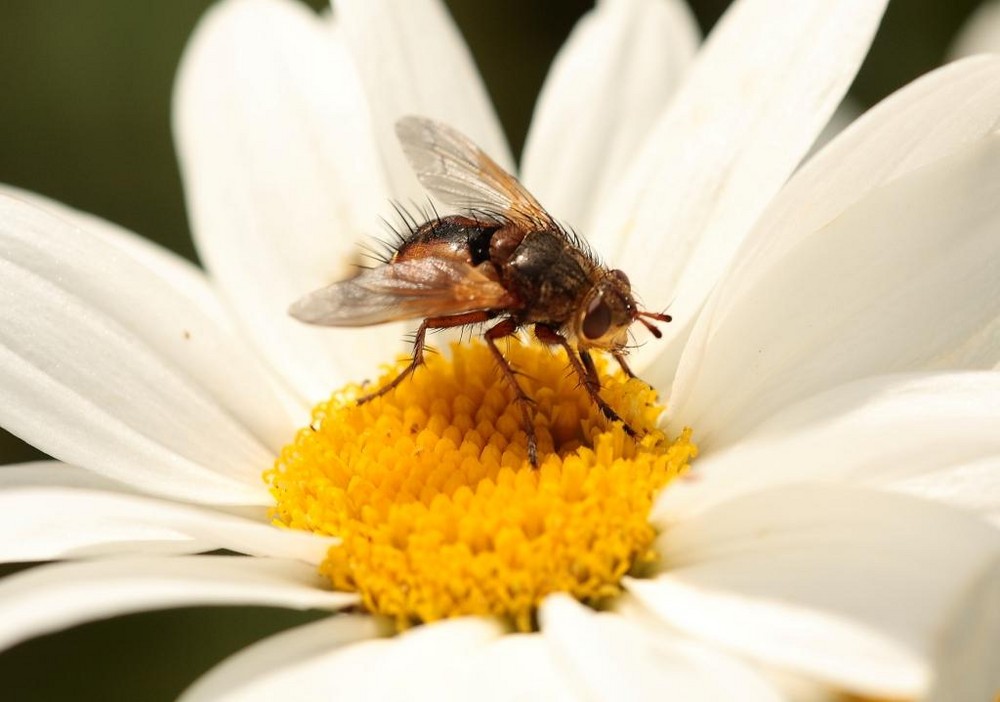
[290,116,670,466]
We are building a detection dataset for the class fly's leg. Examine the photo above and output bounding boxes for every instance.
[483,318,539,467]
[534,325,638,438]
[612,350,636,380]
[579,348,638,437]
[358,310,492,404]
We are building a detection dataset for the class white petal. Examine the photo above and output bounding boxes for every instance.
[338,618,505,702]
[175,0,400,403]
[949,0,1000,60]
[671,133,1000,449]
[541,594,782,702]
[333,0,512,201]
[0,194,276,504]
[925,554,1000,702]
[327,623,576,702]
[669,56,1000,404]
[615,594,847,702]
[655,372,1000,523]
[0,487,207,561]
[0,477,335,563]
[807,97,863,156]
[630,485,1000,698]
[181,615,382,702]
[0,460,137,492]
[565,594,849,701]
[0,184,304,447]
[188,615,505,701]
[677,56,1000,350]
[0,556,357,652]
[590,0,887,377]
[449,633,578,702]
[521,0,699,231]
[891,456,1000,528]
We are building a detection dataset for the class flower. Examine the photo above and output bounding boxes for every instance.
[2,0,999,700]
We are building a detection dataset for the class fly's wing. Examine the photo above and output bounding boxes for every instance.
[288,258,513,327]
[396,116,559,231]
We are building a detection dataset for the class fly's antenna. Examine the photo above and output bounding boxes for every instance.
[636,310,672,338]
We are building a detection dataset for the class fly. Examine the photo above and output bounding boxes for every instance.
[290,116,671,466]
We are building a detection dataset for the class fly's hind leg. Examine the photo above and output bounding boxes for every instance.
[358,310,492,404]
[534,325,638,438]
[484,318,540,467]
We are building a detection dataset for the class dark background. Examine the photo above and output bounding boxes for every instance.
[0,0,988,698]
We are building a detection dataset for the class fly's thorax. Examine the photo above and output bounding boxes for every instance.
[503,229,598,324]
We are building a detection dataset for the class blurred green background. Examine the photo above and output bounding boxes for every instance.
[0,0,989,699]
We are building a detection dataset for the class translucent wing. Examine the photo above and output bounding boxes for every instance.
[396,116,559,230]
[288,258,513,327]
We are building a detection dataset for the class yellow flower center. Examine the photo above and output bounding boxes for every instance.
[266,340,695,631]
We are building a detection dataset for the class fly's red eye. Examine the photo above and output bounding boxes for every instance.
[582,298,612,339]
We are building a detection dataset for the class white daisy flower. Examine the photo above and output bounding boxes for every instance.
[2,0,999,700]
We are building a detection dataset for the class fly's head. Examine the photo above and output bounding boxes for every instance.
[575,269,672,353]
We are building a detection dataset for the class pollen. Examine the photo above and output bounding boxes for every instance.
[266,340,696,631]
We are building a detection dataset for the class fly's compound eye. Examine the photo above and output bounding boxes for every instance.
[582,297,612,340]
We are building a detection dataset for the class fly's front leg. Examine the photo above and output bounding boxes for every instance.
[578,348,637,437]
[612,350,636,379]
[358,310,492,404]
[534,325,637,438]
[484,318,540,466]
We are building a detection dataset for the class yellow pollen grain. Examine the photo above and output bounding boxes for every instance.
[266,340,696,631]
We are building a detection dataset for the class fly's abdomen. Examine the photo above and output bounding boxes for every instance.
[392,216,500,266]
